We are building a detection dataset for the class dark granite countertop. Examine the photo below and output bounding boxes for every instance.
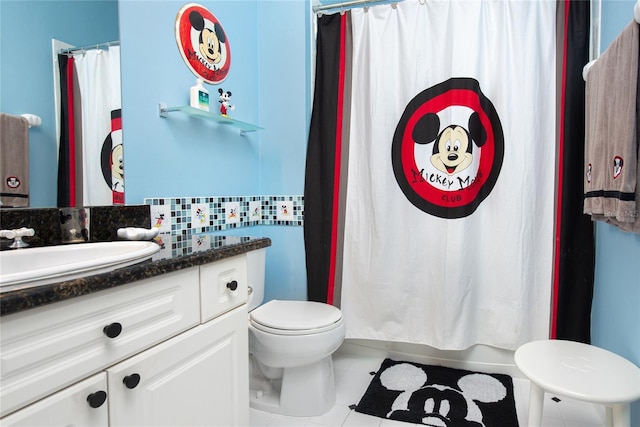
[0,234,271,317]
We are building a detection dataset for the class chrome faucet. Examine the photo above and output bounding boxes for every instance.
[0,227,35,249]
[60,208,90,243]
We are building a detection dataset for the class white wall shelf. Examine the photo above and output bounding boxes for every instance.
[158,103,263,136]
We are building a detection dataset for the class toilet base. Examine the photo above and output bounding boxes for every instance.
[249,355,336,417]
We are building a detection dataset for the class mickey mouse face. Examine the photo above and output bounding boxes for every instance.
[189,11,226,66]
[380,363,507,427]
[412,111,487,176]
[198,27,222,64]
[394,386,480,426]
[218,88,232,102]
[431,125,473,175]
[110,144,123,179]
[613,156,623,179]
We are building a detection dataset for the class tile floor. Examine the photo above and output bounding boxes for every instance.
[249,352,606,427]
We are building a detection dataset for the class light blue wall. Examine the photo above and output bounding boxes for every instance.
[591,0,640,422]
[255,1,311,302]
[119,0,310,301]
[257,0,310,195]
[119,0,311,201]
[0,0,119,207]
[119,0,261,201]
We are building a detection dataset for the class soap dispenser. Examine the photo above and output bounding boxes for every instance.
[190,78,210,111]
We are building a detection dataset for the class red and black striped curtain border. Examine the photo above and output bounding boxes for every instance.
[304,13,347,304]
[552,0,595,343]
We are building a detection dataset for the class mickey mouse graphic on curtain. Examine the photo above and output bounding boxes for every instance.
[175,3,231,84]
[391,78,504,219]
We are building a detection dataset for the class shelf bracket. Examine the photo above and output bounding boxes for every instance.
[159,103,168,118]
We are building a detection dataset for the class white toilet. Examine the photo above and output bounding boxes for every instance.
[246,249,346,417]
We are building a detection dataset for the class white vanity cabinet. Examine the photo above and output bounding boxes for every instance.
[0,253,251,427]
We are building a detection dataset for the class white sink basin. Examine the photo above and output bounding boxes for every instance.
[0,241,160,291]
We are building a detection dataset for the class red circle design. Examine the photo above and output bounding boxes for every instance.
[391,78,504,219]
[400,90,495,208]
[175,3,231,84]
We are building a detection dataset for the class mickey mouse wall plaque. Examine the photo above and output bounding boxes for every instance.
[175,3,231,84]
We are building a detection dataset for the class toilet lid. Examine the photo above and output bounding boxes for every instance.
[250,300,342,331]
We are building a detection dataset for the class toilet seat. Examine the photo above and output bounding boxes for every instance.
[250,300,343,336]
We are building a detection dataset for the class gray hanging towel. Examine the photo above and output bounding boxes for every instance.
[584,20,639,226]
[0,113,30,207]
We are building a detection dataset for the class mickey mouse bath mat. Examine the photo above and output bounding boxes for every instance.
[355,358,519,426]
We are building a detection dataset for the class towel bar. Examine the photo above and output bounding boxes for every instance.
[583,1,640,81]
[19,114,41,128]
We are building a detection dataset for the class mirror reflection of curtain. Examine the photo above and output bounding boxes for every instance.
[57,45,123,207]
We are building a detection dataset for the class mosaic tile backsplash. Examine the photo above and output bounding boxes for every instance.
[144,195,304,234]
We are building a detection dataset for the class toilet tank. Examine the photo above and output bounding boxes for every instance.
[246,248,266,311]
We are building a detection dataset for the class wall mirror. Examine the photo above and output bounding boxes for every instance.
[0,0,120,208]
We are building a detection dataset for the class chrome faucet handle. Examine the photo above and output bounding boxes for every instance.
[0,227,35,248]
[16,227,35,238]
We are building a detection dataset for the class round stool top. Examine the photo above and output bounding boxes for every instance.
[514,340,640,404]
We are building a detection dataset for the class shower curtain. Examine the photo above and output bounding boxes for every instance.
[58,45,123,206]
[305,0,557,351]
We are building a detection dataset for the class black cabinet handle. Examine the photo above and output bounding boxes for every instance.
[226,280,238,291]
[103,322,122,338]
[87,390,107,408]
[123,373,141,389]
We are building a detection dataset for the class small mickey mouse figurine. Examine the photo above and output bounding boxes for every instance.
[218,88,235,116]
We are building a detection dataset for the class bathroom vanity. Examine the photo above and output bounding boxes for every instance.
[0,235,270,427]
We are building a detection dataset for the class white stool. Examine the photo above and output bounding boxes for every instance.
[514,340,640,427]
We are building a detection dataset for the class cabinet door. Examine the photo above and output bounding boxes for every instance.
[0,373,108,427]
[107,305,249,427]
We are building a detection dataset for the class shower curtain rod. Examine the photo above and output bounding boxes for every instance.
[313,0,404,14]
[58,41,119,55]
